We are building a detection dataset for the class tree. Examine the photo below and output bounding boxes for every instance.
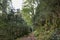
[33,0,60,40]
[0,0,33,40]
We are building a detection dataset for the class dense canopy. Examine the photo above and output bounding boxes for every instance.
[0,0,60,40]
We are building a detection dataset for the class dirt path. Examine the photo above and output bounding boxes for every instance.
[16,33,36,40]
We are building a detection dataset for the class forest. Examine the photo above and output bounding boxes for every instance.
[0,0,60,40]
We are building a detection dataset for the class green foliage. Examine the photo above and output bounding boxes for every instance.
[0,0,32,40]
[33,0,60,40]
[0,13,32,40]
[0,0,60,40]
[21,0,34,26]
